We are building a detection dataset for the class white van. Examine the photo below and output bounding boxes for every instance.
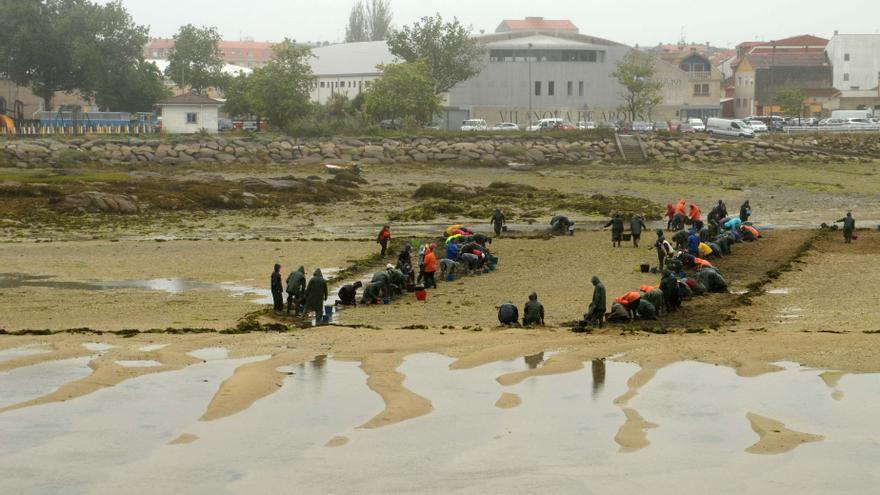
[706,118,755,138]
[460,119,488,131]
[831,110,873,121]
[527,118,565,131]
[688,118,706,132]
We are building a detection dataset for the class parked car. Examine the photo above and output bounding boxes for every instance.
[576,120,597,130]
[653,121,670,132]
[743,119,769,133]
[687,118,706,132]
[679,122,696,133]
[379,119,404,130]
[818,118,847,126]
[527,118,565,131]
[786,117,819,126]
[631,121,654,133]
[218,118,234,131]
[846,118,873,126]
[706,118,755,138]
[460,119,488,131]
[493,122,520,131]
[240,121,258,131]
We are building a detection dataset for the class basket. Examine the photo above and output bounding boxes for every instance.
[640,264,650,273]
[623,233,632,241]
[415,289,427,301]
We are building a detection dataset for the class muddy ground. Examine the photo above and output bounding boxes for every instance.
[0,158,879,428]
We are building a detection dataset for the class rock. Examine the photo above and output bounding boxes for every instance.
[56,192,140,214]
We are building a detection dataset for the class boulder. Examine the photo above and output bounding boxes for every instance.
[55,192,140,214]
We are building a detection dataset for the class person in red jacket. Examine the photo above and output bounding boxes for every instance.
[665,203,676,231]
[689,203,701,222]
[423,244,437,288]
[377,225,392,256]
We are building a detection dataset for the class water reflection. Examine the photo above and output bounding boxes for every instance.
[523,352,545,369]
[591,358,606,397]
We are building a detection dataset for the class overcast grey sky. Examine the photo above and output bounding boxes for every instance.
[105,0,879,47]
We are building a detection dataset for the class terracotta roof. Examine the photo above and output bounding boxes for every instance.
[802,88,840,98]
[770,34,829,46]
[710,49,737,66]
[496,18,579,33]
[156,94,223,106]
[746,51,830,69]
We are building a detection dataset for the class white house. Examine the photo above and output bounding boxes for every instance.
[824,33,880,112]
[155,94,223,134]
[308,41,397,104]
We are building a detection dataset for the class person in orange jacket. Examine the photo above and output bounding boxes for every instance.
[689,203,701,222]
[423,244,438,288]
[377,225,392,256]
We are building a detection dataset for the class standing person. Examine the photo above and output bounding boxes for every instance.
[739,200,752,222]
[650,230,672,271]
[377,225,392,257]
[604,214,625,247]
[416,243,427,284]
[689,203,703,231]
[423,244,438,288]
[835,211,856,243]
[630,215,647,248]
[586,276,606,327]
[304,269,329,324]
[285,266,307,315]
[271,264,284,314]
[665,203,676,231]
[522,292,545,326]
[491,208,506,236]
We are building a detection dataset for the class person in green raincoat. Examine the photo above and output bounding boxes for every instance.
[304,269,329,322]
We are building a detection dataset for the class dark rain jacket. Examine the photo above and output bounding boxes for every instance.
[286,266,306,295]
[589,279,606,316]
[523,293,544,325]
[271,270,283,294]
[498,303,519,325]
[604,217,624,233]
[304,269,329,312]
[630,218,647,236]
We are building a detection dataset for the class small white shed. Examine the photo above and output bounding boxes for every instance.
[155,94,222,134]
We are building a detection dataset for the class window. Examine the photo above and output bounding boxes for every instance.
[578,81,584,97]
[844,53,850,61]
[186,113,198,124]
[320,81,325,88]
[693,84,710,96]
[488,49,605,63]
[535,81,542,96]
[548,81,555,96]
[567,81,573,97]
[844,73,850,81]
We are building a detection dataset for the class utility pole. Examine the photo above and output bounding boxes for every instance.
[528,43,533,129]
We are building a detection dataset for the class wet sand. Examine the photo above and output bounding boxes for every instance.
[745,413,824,454]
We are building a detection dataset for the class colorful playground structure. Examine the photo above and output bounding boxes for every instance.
[0,104,158,136]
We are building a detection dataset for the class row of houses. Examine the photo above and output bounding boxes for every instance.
[306,19,880,126]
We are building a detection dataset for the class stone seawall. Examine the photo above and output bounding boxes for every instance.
[0,134,872,168]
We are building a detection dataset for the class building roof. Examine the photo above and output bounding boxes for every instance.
[496,17,579,33]
[484,34,611,50]
[477,30,626,49]
[770,34,829,47]
[156,94,223,106]
[745,51,831,69]
[710,49,737,67]
[309,41,396,77]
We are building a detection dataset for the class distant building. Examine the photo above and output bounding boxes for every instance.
[155,94,222,134]
[824,33,880,113]
[308,41,397,104]
[730,35,832,117]
[145,39,276,68]
[1,79,89,117]
[495,17,579,34]
[654,50,725,121]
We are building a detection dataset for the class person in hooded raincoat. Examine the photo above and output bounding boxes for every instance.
[665,203,676,231]
[285,266,307,315]
[586,276,606,327]
[607,301,630,323]
[835,211,856,243]
[630,215,647,248]
[377,225,392,256]
[739,201,751,222]
[337,281,362,306]
[604,214,625,247]
[696,267,728,293]
[304,268,329,321]
[640,288,665,316]
[491,209,506,236]
[423,245,438,288]
[660,271,681,313]
[523,292,545,326]
[371,267,394,298]
[551,215,573,235]
[635,299,658,320]
[360,282,384,305]
[271,264,284,314]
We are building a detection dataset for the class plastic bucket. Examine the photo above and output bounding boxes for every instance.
[324,305,334,317]
[447,274,456,282]
[415,289,427,301]
[382,297,390,305]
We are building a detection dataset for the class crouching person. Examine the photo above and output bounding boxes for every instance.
[336,281,362,307]
[522,292,545,326]
[498,302,519,327]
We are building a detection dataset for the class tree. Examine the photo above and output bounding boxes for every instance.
[166,24,224,94]
[775,86,805,118]
[345,2,369,42]
[246,40,315,130]
[93,61,170,113]
[365,0,393,41]
[364,60,441,125]
[222,73,253,118]
[611,50,665,121]
[0,0,155,110]
[387,14,484,94]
